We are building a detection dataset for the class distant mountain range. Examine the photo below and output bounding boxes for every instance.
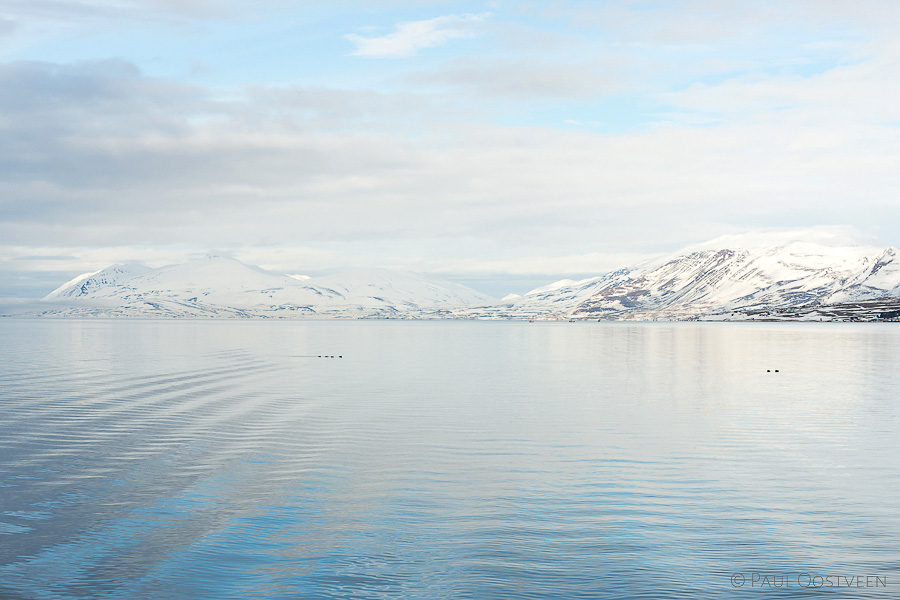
[482,233,900,321]
[31,230,900,321]
[40,255,495,318]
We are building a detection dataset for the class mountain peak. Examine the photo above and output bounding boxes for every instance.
[39,258,494,316]
[198,253,239,262]
[42,263,153,301]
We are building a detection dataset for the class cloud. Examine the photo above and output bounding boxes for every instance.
[0,63,895,218]
[4,28,900,298]
[345,13,489,58]
[406,57,626,99]
[430,252,660,276]
[0,16,16,35]
[659,38,900,123]
[0,0,244,24]
[14,254,79,261]
[542,0,900,45]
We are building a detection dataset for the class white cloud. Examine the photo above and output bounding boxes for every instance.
[3,58,900,271]
[5,1,900,297]
[430,252,659,276]
[659,38,900,125]
[0,0,250,23]
[406,56,626,99]
[345,13,489,58]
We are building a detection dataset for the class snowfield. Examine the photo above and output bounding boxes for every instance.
[40,255,496,319]
[30,231,900,320]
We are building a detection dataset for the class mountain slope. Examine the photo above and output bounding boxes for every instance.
[309,269,495,310]
[34,231,900,321]
[40,255,495,318]
[569,239,900,320]
[463,232,900,321]
[44,263,153,300]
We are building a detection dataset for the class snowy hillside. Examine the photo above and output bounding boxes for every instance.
[32,230,900,321]
[309,269,495,310]
[40,255,495,318]
[569,235,900,320]
[454,230,900,321]
[45,263,153,300]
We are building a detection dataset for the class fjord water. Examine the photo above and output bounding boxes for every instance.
[1,320,898,599]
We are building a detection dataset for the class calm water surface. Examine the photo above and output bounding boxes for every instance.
[1,320,898,599]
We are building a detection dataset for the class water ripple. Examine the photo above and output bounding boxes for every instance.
[0,320,898,599]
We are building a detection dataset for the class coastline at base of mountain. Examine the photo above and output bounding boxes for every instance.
[698,297,900,322]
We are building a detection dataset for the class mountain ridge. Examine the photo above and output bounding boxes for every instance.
[490,239,900,321]
[39,255,496,318]
[28,231,900,320]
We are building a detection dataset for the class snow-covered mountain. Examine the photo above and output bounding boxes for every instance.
[32,230,900,321]
[459,230,900,321]
[40,255,495,318]
[46,263,153,300]
[571,239,900,320]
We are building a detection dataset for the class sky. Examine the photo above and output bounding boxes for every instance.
[1,0,899,298]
